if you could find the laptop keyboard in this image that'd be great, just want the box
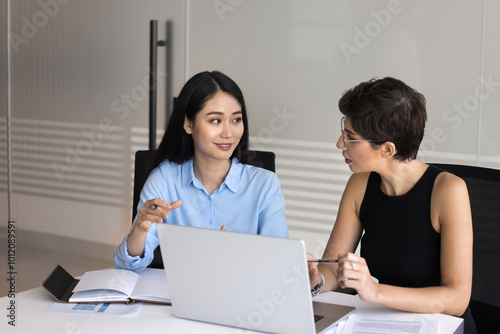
[314,315,324,323]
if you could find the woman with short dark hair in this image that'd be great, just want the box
[309,77,476,333]
[115,71,288,273]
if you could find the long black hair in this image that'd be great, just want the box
[146,71,250,177]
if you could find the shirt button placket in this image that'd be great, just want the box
[207,195,213,227]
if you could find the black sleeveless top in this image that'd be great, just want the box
[359,166,477,333]
[360,166,441,287]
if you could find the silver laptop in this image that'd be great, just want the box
[157,224,355,334]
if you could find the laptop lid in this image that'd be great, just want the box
[157,224,354,334]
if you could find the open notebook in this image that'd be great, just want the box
[42,265,170,305]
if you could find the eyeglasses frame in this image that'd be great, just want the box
[340,117,372,148]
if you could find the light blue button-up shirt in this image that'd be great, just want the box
[114,157,289,273]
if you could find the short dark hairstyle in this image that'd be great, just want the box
[148,71,250,174]
[338,77,427,161]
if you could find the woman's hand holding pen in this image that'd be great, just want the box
[127,199,182,257]
[307,253,323,289]
[337,252,378,303]
[135,199,182,233]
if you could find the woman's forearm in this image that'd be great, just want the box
[126,225,148,257]
[368,283,470,316]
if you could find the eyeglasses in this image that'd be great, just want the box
[341,117,372,148]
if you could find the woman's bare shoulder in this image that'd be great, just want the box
[433,170,468,194]
[346,172,371,190]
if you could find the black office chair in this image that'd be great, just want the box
[132,149,277,269]
[431,163,500,334]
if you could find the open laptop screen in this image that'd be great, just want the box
[157,224,354,334]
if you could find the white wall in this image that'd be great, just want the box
[1,0,187,246]
[186,0,500,253]
[1,0,500,255]
[1,1,8,224]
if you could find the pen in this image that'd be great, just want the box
[307,259,339,263]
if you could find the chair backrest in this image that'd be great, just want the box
[431,163,500,333]
[132,149,156,220]
[132,149,277,268]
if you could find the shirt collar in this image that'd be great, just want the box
[224,158,242,193]
[181,157,242,193]
[181,158,197,188]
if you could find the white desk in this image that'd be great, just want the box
[1,287,463,333]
